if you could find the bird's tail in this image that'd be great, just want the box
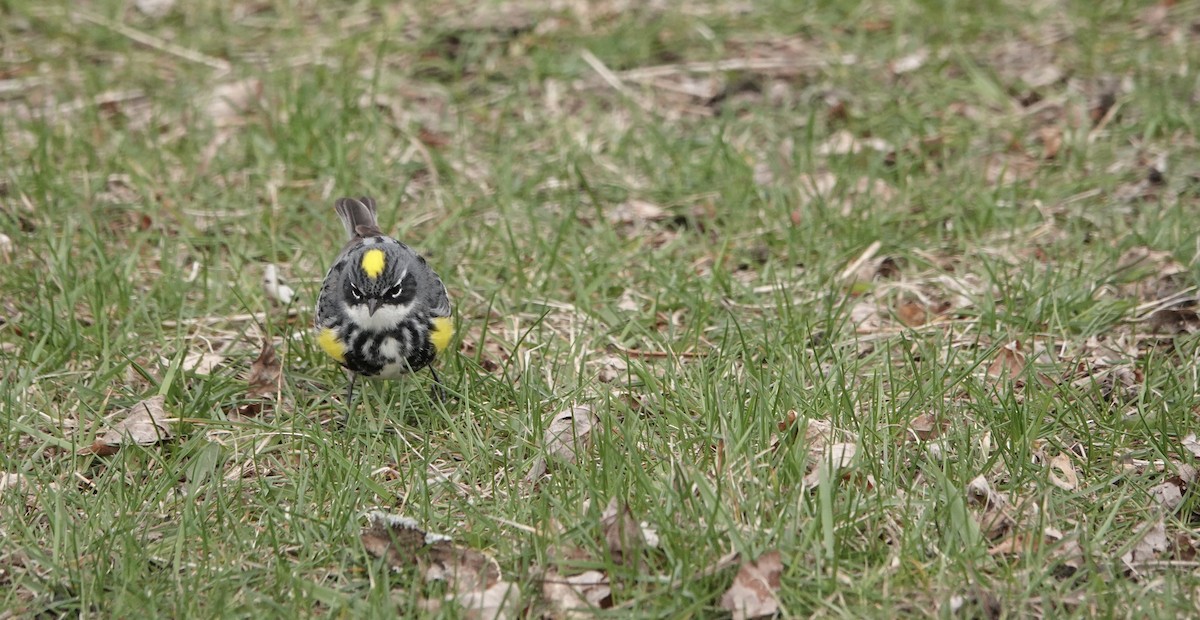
[334,197,383,239]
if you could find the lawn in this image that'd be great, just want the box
[2,0,1199,617]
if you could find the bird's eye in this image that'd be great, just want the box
[387,285,403,299]
[349,285,362,300]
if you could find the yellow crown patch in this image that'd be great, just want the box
[361,249,385,279]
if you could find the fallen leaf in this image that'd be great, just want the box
[1182,433,1200,459]
[1117,246,1184,280]
[435,580,520,620]
[81,395,173,456]
[987,527,1084,576]
[600,498,644,567]
[803,443,857,488]
[1047,453,1079,491]
[895,300,927,327]
[0,232,12,262]
[361,511,503,593]
[1149,481,1184,512]
[615,290,640,312]
[1146,307,1200,335]
[1038,126,1063,160]
[0,473,30,495]
[987,340,1026,382]
[890,48,928,75]
[966,475,1019,541]
[817,130,893,156]
[906,412,943,442]
[179,349,223,376]
[719,550,784,620]
[524,405,599,481]
[594,354,628,384]
[1122,517,1171,574]
[364,512,518,619]
[849,300,882,333]
[245,339,282,400]
[134,0,174,17]
[984,152,1039,186]
[607,199,666,226]
[0,472,45,509]
[542,569,612,616]
[262,264,295,305]
[204,78,262,126]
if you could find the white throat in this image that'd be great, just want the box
[344,301,414,331]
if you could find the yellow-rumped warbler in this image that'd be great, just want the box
[315,196,453,422]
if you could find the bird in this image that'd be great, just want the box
[314,196,453,424]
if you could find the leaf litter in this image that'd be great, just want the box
[719,550,784,620]
[79,395,174,456]
[362,511,519,620]
[525,405,599,482]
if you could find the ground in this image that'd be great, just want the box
[2,0,1199,617]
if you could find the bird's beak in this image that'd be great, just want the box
[367,299,379,316]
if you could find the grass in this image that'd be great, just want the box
[2,0,1200,617]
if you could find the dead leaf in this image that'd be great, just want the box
[895,300,927,327]
[1047,453,1079,491]
[134,0,174,17]
[179,349,223,376]
[600,498,644,567]
[615,290,640,312]
[849,300,882,333]
[262,264,295,305]
[719,550,784,620]
[817,130,893,156]
[364,512,518,619]
[986,340,1026,382]
[607,199,666,226]
[890,48,928,75]
[0,232,12,262]
[362,511,503,592]
[1117,246,1185,279]
[1149,481,1184,512]
[0,473,30,495]
[245,339,282,400]
[905,413,943,442]
[0,472,47,509]
[542,569,612,616]
[525,405,599,481]
[985,152,1039,186]
[967,475,1019,541]
[1038,126,1063,160]
[1182,433,1200,459]
[433,580,520,620]
[204,79,262,126]
[81,395,173,456]
[803,443,857,488]
[988,527,1084,575]
[1122,517,1171,574]
[594,354,628,384]
[1146,307,1200,334]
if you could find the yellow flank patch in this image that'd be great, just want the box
[430,316,454,354]
[317,328,346,363]
[361,249,386,279]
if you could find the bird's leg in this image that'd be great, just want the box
[342,372,357,427]
[428,367,448,403]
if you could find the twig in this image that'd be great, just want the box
[1132,286,1198,318]
[838,240,882,282]
[75,11,231,73]
[581,49,653,112]
[618,57,821,81]
[607,342,709,359]
[1087,99,1122,143]
[161,307,305,328]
